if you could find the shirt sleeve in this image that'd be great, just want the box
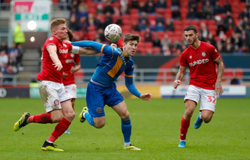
[210,45,220,61]
[179,52,188,67]
[124,61,141,98]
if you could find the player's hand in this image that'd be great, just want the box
[70,66,78,73]
[110,43,117,47]
[53,62,63,71]
[173,80,181,89]
[62,72,68,78]
[215,83,223,96]
[140,93,152,101]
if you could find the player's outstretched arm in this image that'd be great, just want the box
[173,66,187,89]
[47,45,62,71]
[71,41,113,55]
[214,56,224,96]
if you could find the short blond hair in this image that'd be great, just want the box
[124,33,141,44]
[50,18,67,31]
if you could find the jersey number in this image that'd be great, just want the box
[207,96,216,104]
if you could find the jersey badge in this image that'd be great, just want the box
[215,49,217,52]
[202,52,206,57]
[71,54,74,58]
[190,56,192,59]
[49,37,54,40]
[63,44,67,47]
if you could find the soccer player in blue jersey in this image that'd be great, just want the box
[70,33,152,150]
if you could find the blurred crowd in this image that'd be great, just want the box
[65,0,249,55]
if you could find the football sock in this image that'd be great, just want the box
[85,112,95,127]
[121,118,131,144]
[28,113,52,123]
[124,142,131,147]
[180,117,190,140]
[48,117,71,142]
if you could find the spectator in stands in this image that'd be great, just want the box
[78,0,88,11]
[14,23,26,46]
[207,32,216,47]
[120,0,128,15]
[77,4,88,19]
[59,0,68,10]
[96,14,106,30]
[203,0,213,15]
[0,50,8,66]
[162,42,171,56]
[4,63,17,83]
[146,48,153,55]
[172,6,181,19]
[213,1,223,15]
[161,34,171,47]
[216,21,227,37]
[96,4,103,14]
[16,43,24,69]
[230,75,241,85]
[139,12,149,24]
[97,28,106,42]
[145,0,155,14]
[131,21,140,32]
[188,0,198,11]
[70,0,78,12]
[242,17,250,30]
[156,0,167,9]
[144,27,152,42]
[231,32,242,48]
[155,22,164,31]
[239,7,249,19]
[79,16,88,31]
[104,12,113,26]
[224,43,233,53]
[204,5,214,19]
[223,1,231,13]
[103,1,114,14]
[152,34,162,48]
[233,45,242,55]
[165,18,174,31]
[171,0,180,9]
[241,32,249,52]
[216,41,224,53]
[0,41,8,53]
[138,1,146,13]
[199,22,209,41]
[69,12,80,31]
[138,19,148,31]
[87,14,97,31]
[156,13,165,24]
[187,7,198,20]
[131,0,139,8]
[234,21,243,34]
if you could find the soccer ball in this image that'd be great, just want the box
[104,24,122,42]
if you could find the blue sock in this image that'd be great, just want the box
[121,118,131,143]
[85,112,95,127]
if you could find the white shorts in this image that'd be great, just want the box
[39,81,71,112]
[64,84,77,99]
[184,85,217,112]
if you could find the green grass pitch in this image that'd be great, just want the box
[1,98,250,160]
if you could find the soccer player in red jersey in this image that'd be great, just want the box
[63,28,81,134]
[13,18,95,151]
[173,25,224,147]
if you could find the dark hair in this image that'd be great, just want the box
[124,33,141,44]
[50,18,66,31]
[184,25,197,33]
[66,28,74,41]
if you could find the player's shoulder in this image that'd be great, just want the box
[44,36,58,45]
[202,41,215,49]
[181,45,191,55]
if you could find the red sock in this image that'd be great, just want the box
[180,117,190,140]
[28,113,52,123]
[48,117,71,142]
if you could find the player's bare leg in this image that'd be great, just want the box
[194,110,214,129]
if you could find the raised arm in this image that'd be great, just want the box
[173,66,187,89]
[214,56,224,96]
[47,45,62,71]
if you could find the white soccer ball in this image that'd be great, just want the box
[104,24,122,42]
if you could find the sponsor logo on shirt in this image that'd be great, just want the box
[65,59,74,63]
[59,49,68,54]
[189,58,209,67]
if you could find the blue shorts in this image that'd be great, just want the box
[86,81,124,117]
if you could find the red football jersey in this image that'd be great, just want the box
[62,53,80,86]
[180,41,220,90]
[37,36,69,83]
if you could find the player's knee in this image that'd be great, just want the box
[95,121,105,128]
[203,116,212,123]
[51,114,63,123]
[184,110,194,119]
[64,111,75,122]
